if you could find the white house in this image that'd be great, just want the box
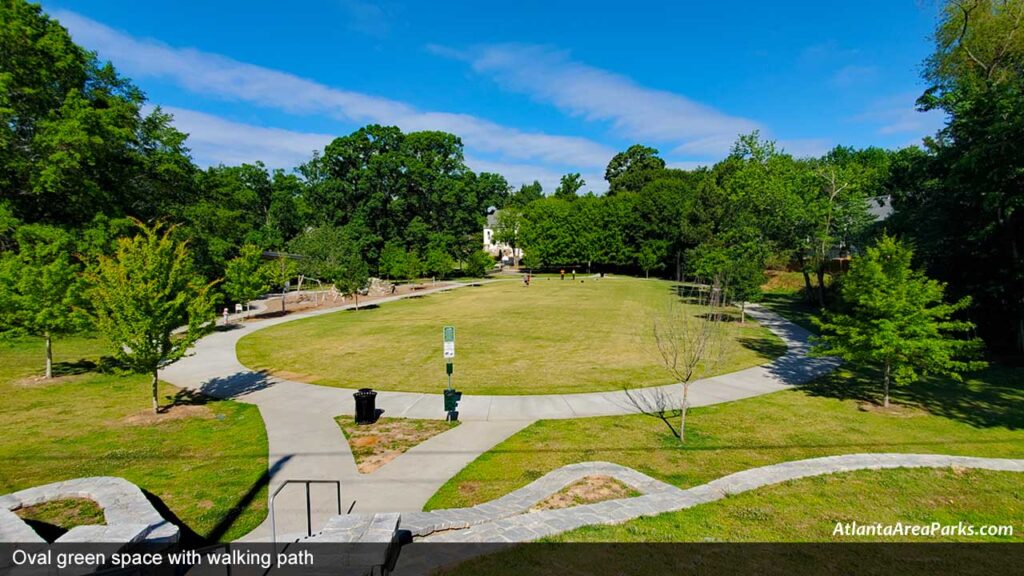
[482,207,523,265]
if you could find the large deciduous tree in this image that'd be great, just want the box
[87,221,215,413]
[890,0,1024,353]
[605,144,666,194]
[553,173,585,201]
[811,236,986,407]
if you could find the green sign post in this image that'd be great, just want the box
[443,325,455,390]
[442,326,459,419]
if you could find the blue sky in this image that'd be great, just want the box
[42,0,946,193]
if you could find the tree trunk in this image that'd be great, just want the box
[281,287,286,313]
[740,302,746,324]
[815,265,827,308]
[679,383,689,443]
[354,292,360,310]
[645,269,649,279]
[883,361,891,408]
[44,332,52,379]
[151,370,160,414]
[801,270,814,302]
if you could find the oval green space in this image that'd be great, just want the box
[236,276,786,395]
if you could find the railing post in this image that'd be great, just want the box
[306,482,312,537]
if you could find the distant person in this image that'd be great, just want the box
[560,268,565,280]
[391,283,397,295]
[572,269,576,280]
[523,274,529,287]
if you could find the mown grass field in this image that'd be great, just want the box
[0,335,269,543]
[237,277,785,395]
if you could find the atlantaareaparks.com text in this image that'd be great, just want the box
[833,521,1014,538]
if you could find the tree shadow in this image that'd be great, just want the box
[797,365,1024,430]
[160,388,214,410]
[199,370,274,400]
[51,359,97,376]
[142,454,293,547]
[759,292,821,333]
[898,366,1024,430]
[346,303,381,310]
[736,335,788,360]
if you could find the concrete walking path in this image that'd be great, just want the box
[158,281,838,540]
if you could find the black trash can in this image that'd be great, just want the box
[443,389,462,421]
[353,388,377,424]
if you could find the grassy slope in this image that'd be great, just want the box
[552,467,1022,542]
[426,371,1024,511]
[237,277,785,395]
[0,335,268,543]
[424,362,1024,541]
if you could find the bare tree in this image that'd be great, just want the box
[626,278,728,442]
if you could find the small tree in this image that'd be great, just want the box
[379,241,406,281]
[690,231,768,323]
[425,246,454,280]
[87,221,215,413]
[493,207,523,268]
[332,247,369,309]
[636,241,666,279]
[465,250,493,278]
[223,244,270,316]
[627,279,727,443]
[811,235,985,407]
[0,225,88,378]
[263,256,297,313]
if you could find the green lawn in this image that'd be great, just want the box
[424,364,1024,541]
[0,335,269,544]
[237,277,785,395]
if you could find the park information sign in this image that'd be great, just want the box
[443,326,455,359]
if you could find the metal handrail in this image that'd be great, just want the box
[269,479,342,543]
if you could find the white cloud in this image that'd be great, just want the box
[440,44,760,157]
[852,93,947,137]
[159,106,334,168]
[55,10,615,170]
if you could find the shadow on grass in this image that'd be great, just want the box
[736,335,788,360]
[798,365,1024,430]
[759,292,821,333]
[161,388,214,409]
[51,359,97,376]
[143,454,292,547]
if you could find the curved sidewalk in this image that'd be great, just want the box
[160,286,838,423]
[157,282,838,536]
